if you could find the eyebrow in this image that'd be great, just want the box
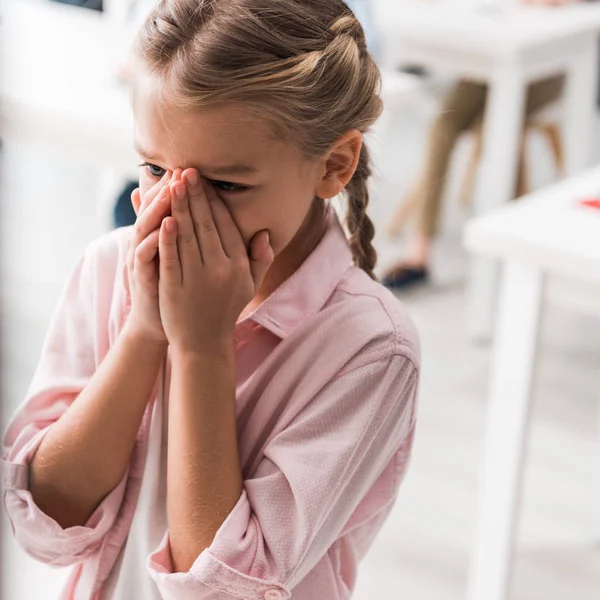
[202,164,259,176]
[134,142,162,161]
[134,142,259,176]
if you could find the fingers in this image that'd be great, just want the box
[132,169,175,240]
[130,169,173,264]
[182,169,223,263]
[248,230,274,291]
[133,229,160,285]
[159,216,181,285]
[129,177,171,270]
[139,170,172,214]
[170,178,202,279]
[132,186,171,248]
[128,170,179,273]
[205,191,246,260]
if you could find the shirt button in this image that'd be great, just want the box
[264,590,283,600]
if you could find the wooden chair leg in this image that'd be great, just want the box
[459,122,485,209]
[536,121,565,178]
[515,127,529,199]
[459,117,563,210]
[460,119,532,207]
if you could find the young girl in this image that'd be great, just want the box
[1,1,420,598]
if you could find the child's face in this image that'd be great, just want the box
[133,82,326,257]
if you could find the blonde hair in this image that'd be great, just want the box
[133,0,383,279]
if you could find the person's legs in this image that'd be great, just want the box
[384,80,487,287]
[383,74,565,289]
[414,80,488,241]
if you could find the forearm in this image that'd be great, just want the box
[167,343,243,573]
[29,324,167,529]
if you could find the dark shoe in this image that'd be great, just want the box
[381,263,429,290]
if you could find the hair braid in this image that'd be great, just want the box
[346,143,377,280]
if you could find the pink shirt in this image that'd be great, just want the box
[1,205,420,600]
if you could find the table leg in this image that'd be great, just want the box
[597,384,600,543]
[563,35,599,177]
[466,67,527,342]
[466,261,544,600]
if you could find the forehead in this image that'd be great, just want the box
[133,76,281,167]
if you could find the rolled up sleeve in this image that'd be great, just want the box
[148,353,419,600]
[1,241,127,567]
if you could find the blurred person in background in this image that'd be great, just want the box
[381,0,590,290]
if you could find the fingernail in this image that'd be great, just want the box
[186,171,199,187]
[174,183,186,200]
[264,232,270,247]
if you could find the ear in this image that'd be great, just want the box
[314,129,363,200]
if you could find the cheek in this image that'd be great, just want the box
[224,178,315,254]
[138,168,157,194]
[264,190,316,254]
[224,202,262,248]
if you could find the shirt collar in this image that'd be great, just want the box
[242,202,353,339]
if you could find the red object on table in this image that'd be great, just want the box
[579,198,600,210]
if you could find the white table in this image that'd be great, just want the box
[373,0,600,340]
[462,166,600,600]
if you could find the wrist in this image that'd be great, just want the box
[121,322,169,356]
[170,338,234,365]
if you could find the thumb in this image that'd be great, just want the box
[249,230,274,290]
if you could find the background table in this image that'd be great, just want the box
[463,165,600,600]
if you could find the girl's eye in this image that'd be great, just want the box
[138,164,249,194]
[139,162,166,178]
[210,180,249,193]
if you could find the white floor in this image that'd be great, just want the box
[1,84,599,600]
